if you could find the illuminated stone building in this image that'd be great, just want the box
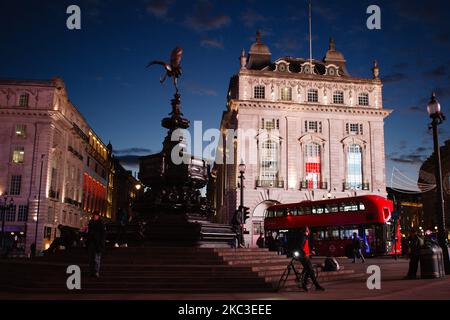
[213,33,392,246]
[0,78,112,254]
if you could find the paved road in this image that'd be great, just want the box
[2,256,449,300]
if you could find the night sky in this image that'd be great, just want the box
[1,0,450,190]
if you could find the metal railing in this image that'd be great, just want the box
[255,179,284,188]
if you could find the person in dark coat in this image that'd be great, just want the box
[404,229,424,279]
[115,207,129,248]
[351,232,365,263]
[87,211,106,278]
[298,227,324,291]
[256,233,265,248]
[265,232,276,251]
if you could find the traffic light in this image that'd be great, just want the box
[243,206,250,223]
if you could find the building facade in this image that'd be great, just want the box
[0,78,112,254]
[418,139,450,238]
[213,33,392,247]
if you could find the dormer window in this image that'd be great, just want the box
[327,67,337,76]
[277,63,288,72]
[358,93,369,106]
[307,89,318,103]
[254,85,265,99]
[19,93,29,107]
[280,87,292,101]
[333,91,344,104]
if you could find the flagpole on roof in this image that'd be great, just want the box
[309,0,313,73]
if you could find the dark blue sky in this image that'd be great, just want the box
[1,0,450,189]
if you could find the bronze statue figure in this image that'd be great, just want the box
[147,47,183,93]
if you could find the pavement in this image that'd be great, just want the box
[1,256,449,300]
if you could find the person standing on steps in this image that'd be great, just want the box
[256,232,265,248]
[298,227,325,292]
[87,211,106,278]
[115,207,129,248]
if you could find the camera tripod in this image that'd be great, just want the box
[277,257,318,291]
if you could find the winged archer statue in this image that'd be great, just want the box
[147,47,183,94]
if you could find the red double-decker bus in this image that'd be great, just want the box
[264,195,401,257]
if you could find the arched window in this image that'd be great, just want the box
[305,143,321,189]
[260,140,278,181]
[347,144,363,189]
[254,85,265,99]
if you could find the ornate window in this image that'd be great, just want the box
[307,89,318,103]
[15,124,27,138]
[254,85,265,99]
[304,120,322,133]
[261,118,279,130]
[346,123,363,135]
[358,93,369,106]
[5,205,16,222]
[12,146,25,163]
[333,91,344,104]
[305,143,321,189]
[347,144,363,189]
[17,205,28,222]
[280,87,292,101]
[9,175,22,195]
[260,140,279,181]
[19,93,29,107]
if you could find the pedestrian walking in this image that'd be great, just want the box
[115,207,129,248]
[351,232,365,263]
[87,211,106,278]
[298,227,324,292]
[404,229,424,280]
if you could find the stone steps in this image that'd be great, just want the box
[0,246,363,295]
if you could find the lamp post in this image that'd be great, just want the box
[1,193,14,249]
[34,154,45,256]
[427,92,450,275]
[238,161,246,246]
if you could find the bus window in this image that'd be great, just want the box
[304,206,312,215]
[265,210,273,218]
[276,209,286,217]
[359,202,366,211]
[341,226,359,240]
[296,207,304,215]
[351,203,359,211]
[330,205,339,213]
[342,204,352,212]
[314,206,324,214]
[324,205,330,214]
[287,208,297,216]
[331,228,340,240]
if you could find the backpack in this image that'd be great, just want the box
[323,257,340,271]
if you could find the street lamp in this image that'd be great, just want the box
[34,154,45,256]
[427,92,450,274]
[1,193,14,249]
[237,160,246,247]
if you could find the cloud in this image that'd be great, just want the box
[184,82,217,96]
[240,9,268,28]
[422,65,450,79]
[200,38,224,49]
[114,148,152,155]
[388,154,426,165]
[382,72,410,84]
[115,155,141,168]
[407,106,426,113]
[146,0,174,19]
[184,0,231,32]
